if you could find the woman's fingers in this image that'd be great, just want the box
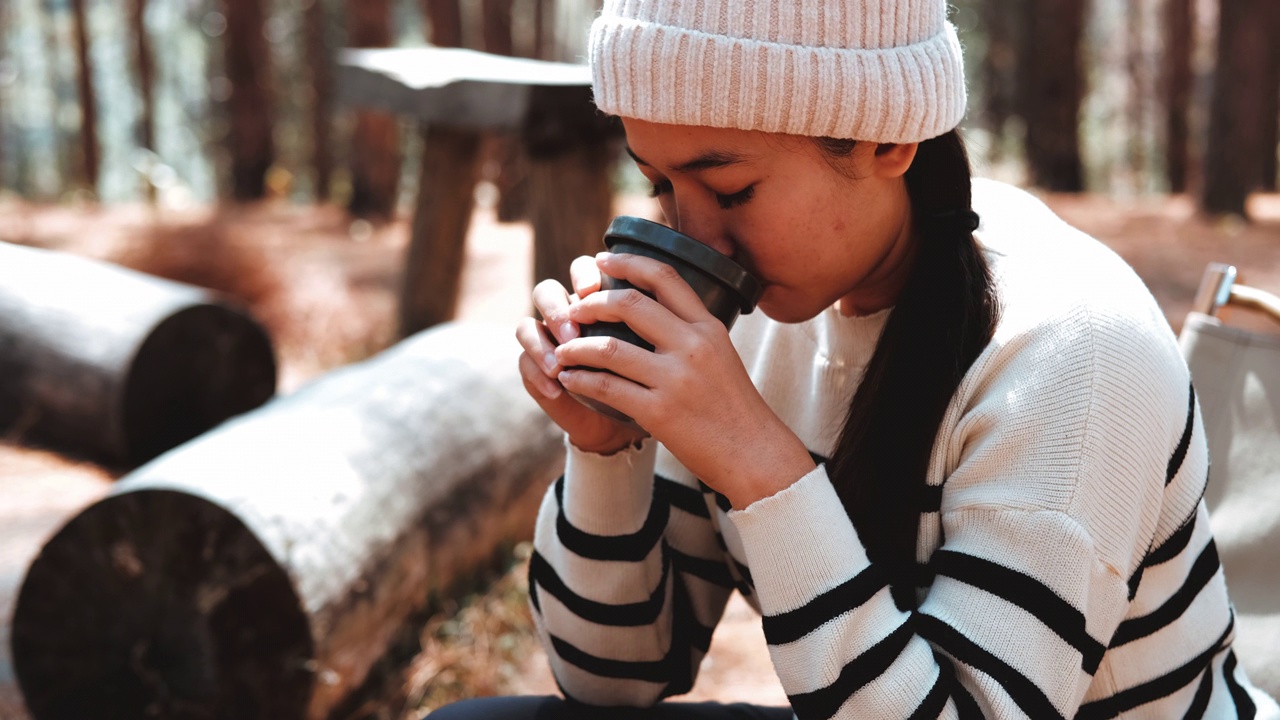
[515,316,563,378]
[570,255,603,300]
[596,252,711,324]
[554,335,661,389]
[531,278,579,344]
[518,347,563,400]
[569,287,682,350]
[558,366,651,421]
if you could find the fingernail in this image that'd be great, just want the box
[560,323,578,341]
[543,352,558,374]
[541,377,562,399]
[596,252,613,263]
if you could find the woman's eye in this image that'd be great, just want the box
[648,180,673,198]
[716,185,755,210]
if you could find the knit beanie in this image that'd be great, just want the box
[588,0,968,143]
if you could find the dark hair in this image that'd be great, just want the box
[817,130,1000,610]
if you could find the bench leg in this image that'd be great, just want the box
[528,139,615,294]
[398,123,483,338]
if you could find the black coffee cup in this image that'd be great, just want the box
[570,216,763,426]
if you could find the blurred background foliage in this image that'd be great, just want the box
[0,0,1276,218]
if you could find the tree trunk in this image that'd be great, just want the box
[533,0,552,59]
[980,0,1019,158]
[0,0,8,193]
[69,0,99,196]
[303,0,334,202]
[1260,3,1280,192]
[1126,0,1151,188]
[40,0,67,199]
[482,0,514,55]
[10,323,564,720]
[130,0,157,202]
[423,0,464,46]
[483,0,531,223]
[1020,0,1087,192]
[0,242,276,467]
[1201,0,1273,217]
[1163,0,1194,193]
[222,0,275,201]
[345,0,400,220]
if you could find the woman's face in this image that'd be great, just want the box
[621,118,919,322]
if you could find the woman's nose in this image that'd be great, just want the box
[672,206,735,258]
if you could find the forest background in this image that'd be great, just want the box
[2,0,1280,718]
[0,0,1277,215]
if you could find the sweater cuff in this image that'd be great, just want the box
[561,435,658,537]
[728,465,870,614]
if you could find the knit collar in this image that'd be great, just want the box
[806,304,891,371]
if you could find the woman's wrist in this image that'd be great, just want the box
[567,430,647,457]
[720,429,817,509]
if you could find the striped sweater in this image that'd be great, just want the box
[528,179,1280,719]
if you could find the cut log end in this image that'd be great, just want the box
[122,304,276,465]
[12,490,313,720]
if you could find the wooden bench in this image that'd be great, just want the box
[337,47,620,336]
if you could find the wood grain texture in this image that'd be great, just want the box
[10,322,564,720]
[0,242,276,467]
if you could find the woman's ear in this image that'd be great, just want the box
[871,142,919,179]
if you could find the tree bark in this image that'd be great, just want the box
[423,0,464,46]
[303,0,334,202]
[0,0,8,193]
[1260,3,1280,192]
[1201,0,1273,217]
[69,0,99,196]
[222,0,275,201]
[1126,0,1151,187]
[0,242,276,467]
[10,323,564,720]
[980,0,1019,157]
[1163,0,1194,193]
[483,0,531,223]
[533,0,552,59]
[1020,0,1087,191]
[345,0,400,220]
[130,0,157,202]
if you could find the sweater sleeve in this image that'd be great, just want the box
[528,436,736,706]
[728,305,1202,719]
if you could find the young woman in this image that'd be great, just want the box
[435,0,1280,717]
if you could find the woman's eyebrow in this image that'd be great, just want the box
[625,145,753,173]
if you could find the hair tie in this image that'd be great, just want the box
[920,209,981,235]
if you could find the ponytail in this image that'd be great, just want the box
[819,131,1000,609]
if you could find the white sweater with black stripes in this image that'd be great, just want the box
[528,179,1280,719]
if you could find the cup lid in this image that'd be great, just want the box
[603,216,763,313]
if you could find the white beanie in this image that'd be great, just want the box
[588,0,968,143]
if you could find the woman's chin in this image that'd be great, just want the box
[756,295,824,325]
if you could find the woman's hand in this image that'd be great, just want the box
[553,252,816,508]
[516,256,650,456]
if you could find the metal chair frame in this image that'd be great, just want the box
[1192,263,1280,323]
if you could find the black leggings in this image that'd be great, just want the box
[427,696,794,720]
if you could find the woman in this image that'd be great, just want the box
[435,0,1280,717]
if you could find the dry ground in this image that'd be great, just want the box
[1,188,1279,719]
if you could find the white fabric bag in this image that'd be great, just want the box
[1180,311,1280,698]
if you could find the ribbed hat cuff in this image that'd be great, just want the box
[589,17,968,143]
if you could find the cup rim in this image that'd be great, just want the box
[603,216,763,313]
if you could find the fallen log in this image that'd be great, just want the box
[10,322,564,720]
[0,241,276,466]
